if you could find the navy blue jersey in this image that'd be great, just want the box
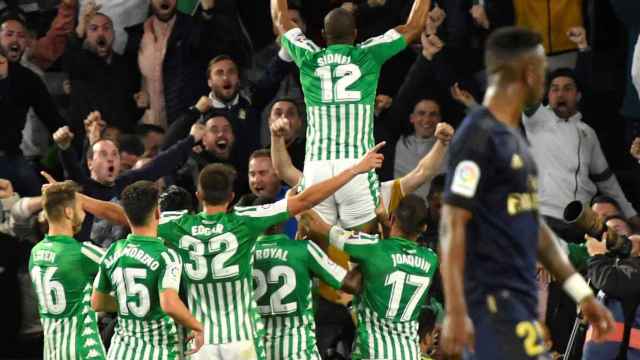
[443,107,540,315]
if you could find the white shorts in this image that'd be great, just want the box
[189,341,257,360]
[301,159,379,228]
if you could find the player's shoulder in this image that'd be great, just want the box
[451,107,497,152]
[357,28,403,49]
[159,210,190,225]
[233,198,288,219]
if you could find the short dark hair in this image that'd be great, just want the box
[0,12,27,29]
[207,54,237,78]
[591,195,622,211]
[418,307,438,340]
[392,195,428,237]
[198,164,237,206]
[121,181,159,227]
[268,97,300,117]
[136,124,166,137]
[86,139,118,160]
[249,149,271,162]
[485,27,543,80]
[43,181,81,222]
[248,196,281,235]
[118,134,145,156]
[159,185,194,213]
[324,8,356,43]
[547,67,581,92]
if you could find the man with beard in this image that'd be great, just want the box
[522,67,639,240]
[0,14,65,196]
[64,2,141,149]
[52,122,206,246]
[28,181,108,359]
[124,0,245,128]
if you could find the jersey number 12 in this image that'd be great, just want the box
[315,64,362,103]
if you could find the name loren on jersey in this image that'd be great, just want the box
[391,253,431,273]
[104,246,160,271]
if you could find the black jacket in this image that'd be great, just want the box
[60,136,196,243]
[64,34,141,146]
[124,10,247,126]
[0,62,65,155]
[588,254,640,358]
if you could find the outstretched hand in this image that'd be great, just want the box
[351,142,385,175]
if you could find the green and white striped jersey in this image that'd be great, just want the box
[281,27,406,162]
[330,229,438,360]
[253,234,347,360]
[157,199,291,346]
[29,235,107,360]
[94,234,183,360]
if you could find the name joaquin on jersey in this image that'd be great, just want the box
[391,253,431,273]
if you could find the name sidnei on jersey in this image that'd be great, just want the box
[391,253,431,273]
[104,245,160,270]
[317,53,352,67]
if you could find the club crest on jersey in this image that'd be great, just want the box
[511,154,523,170]
[451,160,481,198]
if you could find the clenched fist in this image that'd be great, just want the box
[470,4,490,30]
[435,122,454,145]
[421,33,444,61]
[0,179,14,199]
[53,126,75,150]
[190,123,206,143]
[567,27,588,50]
[270,117,290,139]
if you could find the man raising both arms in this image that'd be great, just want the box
[438,27,614,359]
[271,0,430,232]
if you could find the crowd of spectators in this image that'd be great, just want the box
[2,0,640,359]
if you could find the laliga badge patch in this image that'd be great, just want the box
[451,160,481,198]
[511,154,523,170]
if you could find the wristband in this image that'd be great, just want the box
[562,273,593,304]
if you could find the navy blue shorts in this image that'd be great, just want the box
[464,291,551,360]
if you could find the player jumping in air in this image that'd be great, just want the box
[29,181,107,360]
[438,27,614,359]
[270,0,430,232]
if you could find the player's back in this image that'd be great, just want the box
[348,236,438,360]
[158,201,290,346]
[281,28,406,161]
[253,234,346,360]
[443,107,540,312]
[29,235,107,360]
[97,235,182,358]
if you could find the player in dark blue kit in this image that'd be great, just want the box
[438,27,614,359]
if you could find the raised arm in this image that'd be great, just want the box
[287,142,385,216]
[395,0,431,44]
[78,194,128,226]
[399,122,452,195]
[271,0,296,35]
[270,118,303,187]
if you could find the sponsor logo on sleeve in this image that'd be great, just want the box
[451,160,481,198]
